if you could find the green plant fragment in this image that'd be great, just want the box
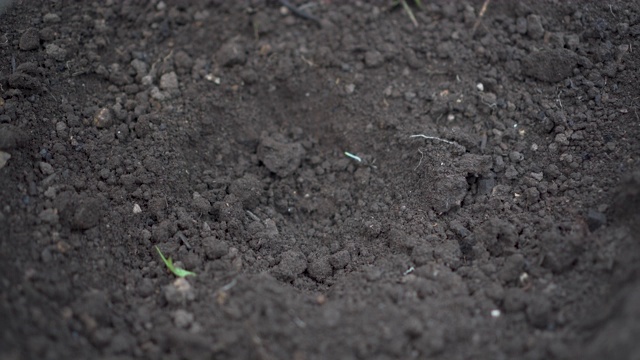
[155,246,196,277]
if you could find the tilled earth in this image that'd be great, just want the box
[1,1,639,359]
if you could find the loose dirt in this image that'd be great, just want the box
[1,1,639,359]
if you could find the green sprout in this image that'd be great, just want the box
[394,0,423,27]
[155,246,196,277]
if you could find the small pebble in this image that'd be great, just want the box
[345,83,355,94]
[132,203,142,214]
[509,151,524,163]
[43,13,61,24]
[39,161,54,175]
[160,72,179,91]
[530,172,544,181]
[364,50,384,68]
[0,151,10,169]
[93,108,113,128]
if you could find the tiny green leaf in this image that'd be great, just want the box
[155,246,196,277]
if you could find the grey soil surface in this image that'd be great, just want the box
[1,1,640,359]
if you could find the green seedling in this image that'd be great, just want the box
[394,0,422,27]
[155,246,196,277]
[344,151,362,163]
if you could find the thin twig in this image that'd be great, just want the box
[414,148,425,171]
[177,232,192,250]
[471,0,491,35]
[409,134,466,151]
[246,210,261,222]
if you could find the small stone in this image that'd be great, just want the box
[43,13,61,24]
[160,72,179,90]
[19,28,40,51]
[39,161,54,175]
[0,151,11,169]
[530,172,544,181]
[364,50,384,68]
[509,151,524,163]
[141,75,154,87]
[132,203,142,214]
[345,83,356,94]
[93,108,113,128]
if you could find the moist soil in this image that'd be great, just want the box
[1,1,639,359]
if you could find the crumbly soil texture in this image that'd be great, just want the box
[1,1,639,359]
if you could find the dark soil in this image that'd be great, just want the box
[1,1,639,359]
